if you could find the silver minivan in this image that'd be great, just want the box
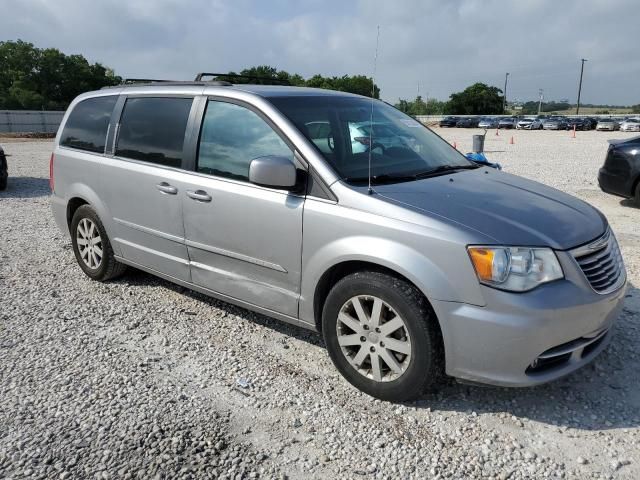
[51,78,627,401]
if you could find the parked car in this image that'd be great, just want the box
[596,119,620,131]
[51,80,627,402]
[478,117,499,128]
[620,118,640,132]
[566,118,591,131]
[584,117,598,130]
[542,117,568,130]
[598,135,640,204]
[439,116,459,127]
[498,117,517,129]
[0,145,7,191]
[516,118,543,130]
[455,117,480,128]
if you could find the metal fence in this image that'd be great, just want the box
[0,110,65,134]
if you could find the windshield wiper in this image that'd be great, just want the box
[343,164,479,185]
[412,164,479,179]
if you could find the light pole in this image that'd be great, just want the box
[576,59,587,115]
[538,89,544,115]
[503,72,510,114]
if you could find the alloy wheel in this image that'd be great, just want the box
[76,218,103,269]
[336,295,412,382]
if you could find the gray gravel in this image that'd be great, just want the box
[1,135,639,479]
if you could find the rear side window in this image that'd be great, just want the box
[197,100,291,182]
[60,96,117,153]
[115,97,193,168]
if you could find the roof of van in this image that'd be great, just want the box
[103,82,363,99]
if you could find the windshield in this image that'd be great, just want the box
[269,95,474,183]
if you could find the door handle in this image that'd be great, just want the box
[156,182,178,195]
[186,189,212,202]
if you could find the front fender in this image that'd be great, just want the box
[299,235,485,325]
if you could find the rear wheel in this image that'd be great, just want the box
[322,271,443,402]
[71,205,126,281]
[0,176,6,191]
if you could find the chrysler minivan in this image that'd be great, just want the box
[50,77,627,401]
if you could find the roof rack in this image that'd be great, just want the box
[121,78,176,85]
[195,72,291,86]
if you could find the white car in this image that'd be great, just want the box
[620,118,640,132]
[596,119,620,131]
[516,118,544,130]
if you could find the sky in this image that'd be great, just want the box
[2,0,639,105]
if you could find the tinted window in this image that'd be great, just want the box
[197,100,291,181]
[60,96,117,153]
[115,97,193,168]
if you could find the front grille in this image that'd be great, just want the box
[571,229,625,294]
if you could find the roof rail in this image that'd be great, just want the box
[121,78,176,85]
[195,72,291,86]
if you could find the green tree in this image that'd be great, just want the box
[393,96,446,116]
[444,83,503,115]
[0,40,120,110]
[632,104,640,114]
[217,67,380,98]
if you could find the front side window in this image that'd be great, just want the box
[60,96,117,153]
[270,96,475,184]
[115,97,193,168]
[197,100,292,182]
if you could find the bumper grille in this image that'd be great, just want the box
[571,229,625,294]
[526,328,610,375]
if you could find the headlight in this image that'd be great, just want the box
[467,246,563,292]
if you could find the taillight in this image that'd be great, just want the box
[49,152,54,191]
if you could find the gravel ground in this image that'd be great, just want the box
[0,133,639,480]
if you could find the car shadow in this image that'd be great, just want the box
[0,176,51,198]
[114,269,639,430]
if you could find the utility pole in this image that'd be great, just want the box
[576,59,587,115]
[538,89,544,115]
[503,72,510,114]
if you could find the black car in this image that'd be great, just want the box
[598,135,640,204]
[455,117,480,128]
[584,117,598,129]
[0,145,7,191]
[567,117,590,131]
[439,116,459,127]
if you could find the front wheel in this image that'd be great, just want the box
[71,205,127,281]
[322,271,443,402]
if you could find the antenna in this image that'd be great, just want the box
[368,25,380,195]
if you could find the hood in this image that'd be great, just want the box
[372,169,606,250]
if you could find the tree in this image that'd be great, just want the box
[632,104,640,114]
[444,83,503,115]
[0,40,121,110]
[217,67,380,98]
[394,95,446,115]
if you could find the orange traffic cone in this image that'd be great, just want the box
[495,128,499,136]
[509,136,514,145]
[572,125,576,138]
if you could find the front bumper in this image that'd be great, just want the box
[432,252,627,387]
[598,167,632,198]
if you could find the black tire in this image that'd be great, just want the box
[71,205,126,281]
[635,182,640,207]
[322,271,443,402]
[0,176,6,191]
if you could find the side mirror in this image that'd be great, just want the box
[249,155,298,190]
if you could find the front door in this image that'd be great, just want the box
[182,99,304,317]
